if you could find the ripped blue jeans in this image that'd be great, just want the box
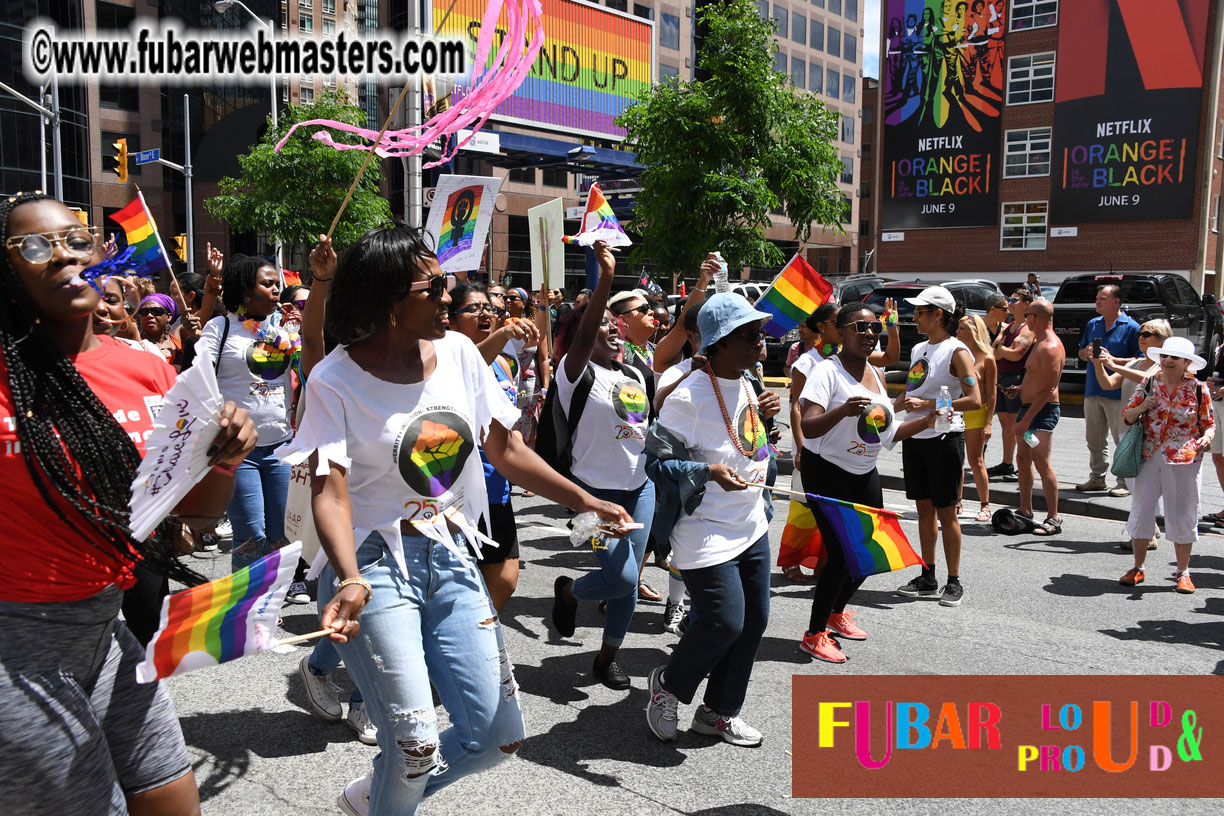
[317,530,525,813]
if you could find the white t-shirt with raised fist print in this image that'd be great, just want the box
[556,357,649,491]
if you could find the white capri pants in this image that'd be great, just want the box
[1125,455,1203,544]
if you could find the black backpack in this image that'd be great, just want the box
[536,361,644,480]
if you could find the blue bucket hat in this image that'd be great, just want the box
[698,293,771,352]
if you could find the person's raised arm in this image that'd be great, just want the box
[476,316,539,366]
[198,242,224,320]
[1090,354,1125,392]
[869,298,901,367]
[301,234,335,379]
[535,282,552,393]
[654,255,716,372]
[563,241,615,383]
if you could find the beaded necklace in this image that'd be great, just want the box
[236,306,302,357]
[623,339,653,368]
[705,361,761,459]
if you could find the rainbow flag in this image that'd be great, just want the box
[108,191,173,277]
[810,494,924,581]
[777,497,825,570]
[757,254,834,339]
[135,541,301,683]
[564,183,632,248]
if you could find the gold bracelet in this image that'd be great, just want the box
[336,576,372,604]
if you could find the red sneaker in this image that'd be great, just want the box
[826,611,867,641]
[1175,574,1196,594]
[1119,567,1145,586]
[800,630,847,664]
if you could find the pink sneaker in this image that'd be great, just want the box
[800,630,847,664]
[826,611,867,641]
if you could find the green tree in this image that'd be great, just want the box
[615,0,844,274]
[205,90,392,260]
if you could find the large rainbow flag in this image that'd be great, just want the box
[777,496,825,570]
[564,183,631,248]
[810,494,924,581]
[135,541,301,683]
[757,254,833,339]
[108,191,173,277]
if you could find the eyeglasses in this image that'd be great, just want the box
[617,303,652,317]
[408,273,457,300]
[292,299,308,310]
[503,293,523,303]
[1023,312,1037,318]
[5,226,102,264]
[842,320,884,335]
[137,307,169,317]
[1138,331,1162,339]
[1159,354,1186,362]
[455,303,506,317]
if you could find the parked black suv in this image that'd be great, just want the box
[862,279,1004,368]
[1052,273,1223,377]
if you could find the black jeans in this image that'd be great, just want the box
[801,454,882,634]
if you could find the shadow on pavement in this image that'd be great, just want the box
[690,807,792,816]
[1004,538,1130,555]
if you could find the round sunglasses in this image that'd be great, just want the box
[6,226,101,264]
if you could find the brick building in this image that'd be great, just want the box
[872,0,1224,295]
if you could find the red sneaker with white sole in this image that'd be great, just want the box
[826,611,867,641]
[800,630,847,663]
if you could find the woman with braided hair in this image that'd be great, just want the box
[0,193,257,815]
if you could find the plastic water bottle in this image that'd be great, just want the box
[935,386,952,433]
[1023,430,1039,448]
[713,251,730,294]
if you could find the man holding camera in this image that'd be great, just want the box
[1077,284,1140,496]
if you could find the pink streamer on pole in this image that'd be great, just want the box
[274,0,544,169]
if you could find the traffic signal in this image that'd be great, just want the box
[113,138,128,182]
[173,235,187,261]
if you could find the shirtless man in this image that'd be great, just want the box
[1009,299,1065,536]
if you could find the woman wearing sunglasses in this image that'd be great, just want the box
[0,192,256,815]
[195,255,298,571]
[279,224,629,813]
[797,304,934,663]
[1119,337,1214,593]
[136,294,184,371]
[550,243,657,690]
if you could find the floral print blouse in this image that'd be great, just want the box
[1124,374,1215,464]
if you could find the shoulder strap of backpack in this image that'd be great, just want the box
[566,364,597,440]
[212,314,230,376]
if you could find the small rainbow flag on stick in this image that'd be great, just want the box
[562,183,632,248]
[109,191,174,277]
[810,494,924,581]
[757,254,833,339]
[135,541,303,683]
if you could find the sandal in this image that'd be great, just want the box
[783,565,811,584]
[638,582,663,602]
[974,505,992,523]
[1016,509,1034,520]
[1033,517,1063,537]
[1201,512,1224,526]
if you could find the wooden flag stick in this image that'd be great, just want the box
[273,628,335,647]
[326,82,413,240]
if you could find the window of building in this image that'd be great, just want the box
[1003,127,1052,177]
[863,104,874,124]
[861,142,872,161]
[359,81,377,129]
[542,167,568,188]
[859,219,870,236]
[792,12,806,45]
[811,0,823,8]
[98,2,139,110]
[300,85,314,104]
[845,0,858,22]
[827,26,841,58]
[811,20,824,52]
[299,0,312,8]
[453,155,485,176]
[1214,195,1220,233]
[101,130,141,178]
[299,14,313,33]
[323,18,335,36]
[843,75,856,102]
[1218,120,1223,158]
[1007,53,1056,105]
[508,167,536,185]
[1000,202,1048,250]
[757,0,769,16]
[772,6,788,38]
[634,3,654,20]
[660,13,680,49]
[828,0,842,13]
[606,0,628,11]
[844,33,856,63]
[774,52,788,75]
[809,65,823,93]
[323,0,335,12]
[841,156,853,184]
[840,194,852,225]
[859,181,871,199]
[841,116,855,144]
[1011,0,1058,31]
[660,63,680,79]
[827,68,840,99]
[791,57,806,88]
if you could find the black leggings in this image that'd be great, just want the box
[801,454,883,635]
[121,563,169,647]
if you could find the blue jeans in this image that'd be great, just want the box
[228,443,290,569]
[318,530,525,813]
[570,478,655,649]
[308,638,362,704]
[663,533,770,717]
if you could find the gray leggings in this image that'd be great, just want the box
[0,586,192,815]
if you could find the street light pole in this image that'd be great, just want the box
[50,73,63,201]
[183,94,195,276]
[38,84,47,192]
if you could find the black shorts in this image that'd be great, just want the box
[1018,402,1060,433]
[902,433,966,509]
[477,501,519,564]
[997,371,1024,414]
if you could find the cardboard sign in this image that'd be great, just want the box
[528,197,564,290]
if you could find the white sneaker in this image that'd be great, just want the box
[337,773,372,816]
[285,581,310,604]
[663,601,685,635]
[345,701,378,745]
[298,655,342,721]
[215,517,233,537]
[645,666,678,741]
[690,704,763,747]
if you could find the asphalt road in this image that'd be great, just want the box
[166,485,1224,815]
